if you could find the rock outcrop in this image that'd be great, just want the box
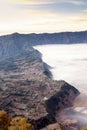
[40,123,61,130]
[45,81,79,116]
[59,119,79,130]
[30,81,79,129]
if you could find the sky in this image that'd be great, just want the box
[0,0,87,35]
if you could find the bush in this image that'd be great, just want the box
[82,126,87,130]
[0,110,11,130]
[8,117,34,130]
[0,110,34,130]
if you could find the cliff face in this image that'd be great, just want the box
[30,81,79,130]
[45,81,79,116]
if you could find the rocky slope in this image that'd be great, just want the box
[0,48,79,118]
[0,33,80,129]
[0,49,79,129]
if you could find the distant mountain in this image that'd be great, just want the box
[1,30,87,45]
[0,31,87,60]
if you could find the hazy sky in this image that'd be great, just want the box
[0,0,87,35]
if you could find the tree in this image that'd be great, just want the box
[8,117,34,130]
[0,110,11,130]
[82,127,87,130]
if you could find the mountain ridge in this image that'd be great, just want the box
[1,30,87,36]
[0,30,87,61]
[0,31,81,129]
[0,30,87,46]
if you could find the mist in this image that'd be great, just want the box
[34,44,87,127]
[34,44,87,93]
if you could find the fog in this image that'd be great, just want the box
[34,44,87,93]
[34,44,87,127]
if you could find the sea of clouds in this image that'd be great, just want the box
[34,44,87,93]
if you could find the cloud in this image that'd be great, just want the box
[10,0,58,5]
[75,16,87,22]
[10,0,86,16]
[0,0,87,35]
[66,0,85,5]
[9,0,85,5]
[83,9,87,12]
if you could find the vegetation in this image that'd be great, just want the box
[8,117,33,130]
[82,127,87,130]
[48,128,61,130]
[0,110,33,130]
[59,124,67,130]
[0,110,11,130]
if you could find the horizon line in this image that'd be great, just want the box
[0,30,87,37]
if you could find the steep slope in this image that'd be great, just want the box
[0,33,80,129]
[0,47,79,119]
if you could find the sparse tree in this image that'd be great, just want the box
[8,117,34,130]
[0,110,11,130]
[82,126,87,130]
